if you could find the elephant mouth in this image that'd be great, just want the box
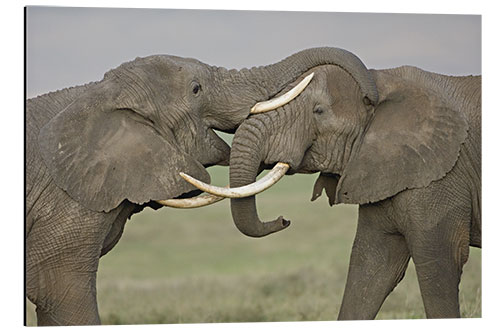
[295,148,322,174]
[174,189,203,199]
[155,160,229,209]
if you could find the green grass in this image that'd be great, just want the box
[25,166,481,325]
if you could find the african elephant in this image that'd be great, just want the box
[26,48,369,325]
[183,47,481,319]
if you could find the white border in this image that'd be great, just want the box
[4,1,496,332]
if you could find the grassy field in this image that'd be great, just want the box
[26,166,481,325]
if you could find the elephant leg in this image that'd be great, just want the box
[405,210,470,318]
[338,204,410,320]
[35,270,100,326]
[28,246,103,326]
[26,199,121,325]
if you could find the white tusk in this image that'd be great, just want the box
[156,193,225,209]
[179,162,290,198]
[250,72,314,114]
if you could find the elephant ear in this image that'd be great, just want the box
[336,70,468,205]
[38,83,210,213]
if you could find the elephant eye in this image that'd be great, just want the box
[191,82,201,95]
[313,106,324,115]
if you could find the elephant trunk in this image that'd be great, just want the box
[209,47,378,131]
[229,118,290,237]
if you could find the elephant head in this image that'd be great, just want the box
[38,48,370,213]
[182,48,469,237]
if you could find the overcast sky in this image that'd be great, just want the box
[26,7,480,98]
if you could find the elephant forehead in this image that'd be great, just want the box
[107,55,205,86]
[324,66,362,97]
[153,55,207,74]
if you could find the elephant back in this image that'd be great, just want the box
[27,82,97,134]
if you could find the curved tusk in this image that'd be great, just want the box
[156,193,225,209]
[250,72,314,114]
[180,162,290,198]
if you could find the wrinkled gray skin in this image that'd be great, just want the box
[229,50,481,319]
[26,48,368,326]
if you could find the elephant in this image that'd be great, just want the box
[25,48,372,325]
[183,47,481,319]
